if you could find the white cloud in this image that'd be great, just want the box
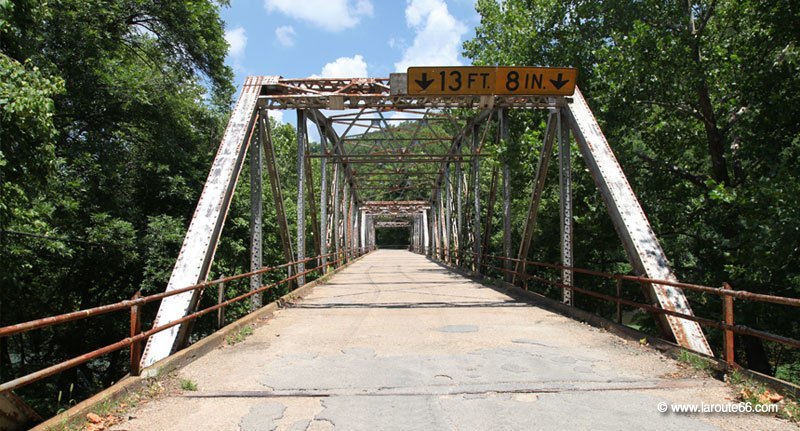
[314,55,369,78]
[275,25,296,47]
[394,0,467,71]
[268,110,284,123]
[224,27,248,58]
[264,0,373,32]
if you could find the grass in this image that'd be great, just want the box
[226,324,254,345]
[46,378,170,431]
[179,378,198,391]
[676,349,713,373]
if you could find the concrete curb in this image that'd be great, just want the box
[34,254,369,431]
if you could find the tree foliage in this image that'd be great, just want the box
[0,0,274,416]
[465,0,800,376]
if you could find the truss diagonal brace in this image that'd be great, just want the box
[308,109,359,203]
[565,87,712,356]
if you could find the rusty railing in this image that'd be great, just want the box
[447,251,800,368]
[0,247,372,394]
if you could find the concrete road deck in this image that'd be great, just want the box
[115,250,789,430]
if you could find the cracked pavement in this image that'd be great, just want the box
[113,250,790,430]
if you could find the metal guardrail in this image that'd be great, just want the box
[0,248,372,394]
[420,248,800,368]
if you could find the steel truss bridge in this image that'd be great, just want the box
[2,73,800,430]
[139,74,713,366]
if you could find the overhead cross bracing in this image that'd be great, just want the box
[140,73,713,369]
[257,76,562,110]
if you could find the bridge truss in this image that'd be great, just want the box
[140,74,713,367]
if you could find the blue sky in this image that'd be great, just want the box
[221,0,481,124]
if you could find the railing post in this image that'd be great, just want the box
[217,281,225,329]
[129,291,142,376]
[723,282,735,366]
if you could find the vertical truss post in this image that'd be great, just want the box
[438,189,446,260]
[370,215,376,250]
[354,197,360,253]
[333,163,341,257]
[514,112,557,284]
[423,209,430,255]
[296,110,307,286]
[303,129,321,265]
[482,166,499,273]
[343,182,350,260]
[418,213,423,253]
[419,213,424,253]
[360,209,366,252]
[455,143,463,266]
[249,122,263,310]
[416,214,422,252]
[319,148,328,272]
[411,214,416,252]
[558,108,574,306]
[431,202,437,257]
[432,204,440,258]
[348,187,355,258]
[471,125,482,273]
[444,165,452,263]
[500,109,513,282]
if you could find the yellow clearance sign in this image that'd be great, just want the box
[407,66,577,96]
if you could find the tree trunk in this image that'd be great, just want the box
[695,76,730,185]
[743,335,773,375]
[685,3,730,185]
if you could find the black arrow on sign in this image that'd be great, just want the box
[550,73,569,90]
[415,73,434,90]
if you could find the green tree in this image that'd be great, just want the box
[464,0,800,376]
[0,0,237,415]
